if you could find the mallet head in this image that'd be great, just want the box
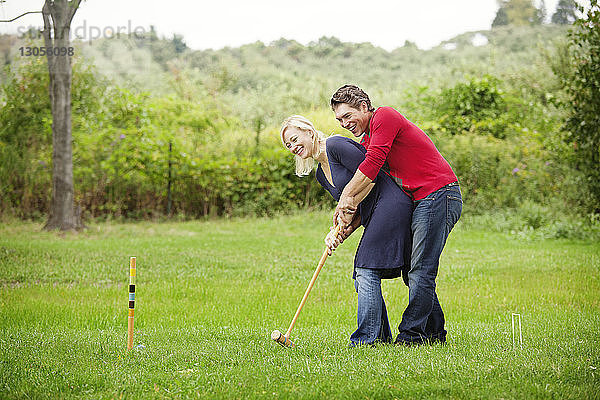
[271,330,295,348]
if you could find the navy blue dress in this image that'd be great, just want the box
[315,136,412,281]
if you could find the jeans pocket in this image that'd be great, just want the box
[446,195,462,231]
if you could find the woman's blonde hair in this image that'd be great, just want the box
[280,115,327,177]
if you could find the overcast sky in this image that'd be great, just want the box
[1,0,563,51]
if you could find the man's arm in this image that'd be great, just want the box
[341,209,362,240]
[334,109,402,226]
[333,170,374,226]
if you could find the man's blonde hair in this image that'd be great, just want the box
[280,115,327,176]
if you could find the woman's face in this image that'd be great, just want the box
[282,126,314,159]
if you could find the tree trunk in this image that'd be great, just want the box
[42,0,82,231]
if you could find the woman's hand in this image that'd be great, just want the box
[325,213,361,256]
[325,225,342,256]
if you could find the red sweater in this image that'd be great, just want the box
[358,107,457,201]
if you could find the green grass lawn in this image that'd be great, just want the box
[1,211,599,399]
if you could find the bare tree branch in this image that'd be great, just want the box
[0,11,42,23]
[67,0,82,21]
[41,3,55,71]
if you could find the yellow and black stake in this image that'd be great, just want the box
[127,256,136,350]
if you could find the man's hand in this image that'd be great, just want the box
[341,212,361,240]
[333,200,357,227]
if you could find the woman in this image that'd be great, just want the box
[280,115,413,346]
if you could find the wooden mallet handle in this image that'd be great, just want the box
[283,225,341,340]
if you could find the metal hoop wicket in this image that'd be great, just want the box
[511,313,522,349]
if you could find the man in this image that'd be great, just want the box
[328,84,462,346]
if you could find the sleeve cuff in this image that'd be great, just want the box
[358,161,378,181]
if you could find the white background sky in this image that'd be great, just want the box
[1,0,563,51]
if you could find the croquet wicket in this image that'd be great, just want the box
[127,256,136,350]
[511,313,522,350]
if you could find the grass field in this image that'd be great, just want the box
[1,211,599,399]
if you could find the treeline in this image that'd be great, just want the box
[0,59,331,219]
[492,0,578,26]
[0,16,599,233]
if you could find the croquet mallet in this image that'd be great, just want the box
[271,224,342,348]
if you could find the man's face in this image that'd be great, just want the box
[333,102,371,137]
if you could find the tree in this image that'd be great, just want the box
[493,0,542,26]
[552,0,578,24]
[172,34,187,54]
[555,0,600,212]
[493,5,509,26]
[538,0,548,23]
[41,0,83,230]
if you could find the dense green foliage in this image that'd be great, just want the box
[0,59,329,219]
[0,23,597,228]
[555,0,600,213]
[0,215,599,398]
[0,58,103,217]
[426,75,509,138]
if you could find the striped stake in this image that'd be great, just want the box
[127,256,136,350]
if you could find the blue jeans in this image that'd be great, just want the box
[396,183,462,345]
[350,267,399,346]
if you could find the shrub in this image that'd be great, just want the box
[553,0,600,213]
[428,75,509,138]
